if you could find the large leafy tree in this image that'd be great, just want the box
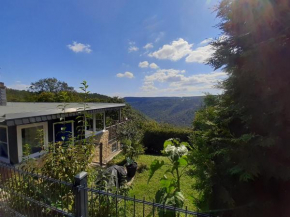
[191,0,290,216]
[29,77,75,93]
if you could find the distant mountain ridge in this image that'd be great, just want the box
[124,96,204,127]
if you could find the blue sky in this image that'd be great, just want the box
[0,0,226,97]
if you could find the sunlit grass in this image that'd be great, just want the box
[109,154,198,213]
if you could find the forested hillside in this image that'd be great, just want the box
[124,96,204,127]
[7,88,113,102]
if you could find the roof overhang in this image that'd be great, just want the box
[0,103,125,126]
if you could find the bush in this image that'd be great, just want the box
[116,120,145,161]
[142,123,191,155]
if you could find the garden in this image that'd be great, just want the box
[0,81,201,217]
[109,153,197,212]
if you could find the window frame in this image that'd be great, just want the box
[0,125,9,163]
[53,120,74,144]
[17,122,48,163]
[85,113,106,138]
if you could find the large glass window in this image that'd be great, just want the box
[85,113,104,138]
[95,113,104,131]
[86,115,94,136]
[0,126,8,159]
[17,122,48,162]
[21,126,43,156]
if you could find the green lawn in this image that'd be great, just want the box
[109,154,198,212]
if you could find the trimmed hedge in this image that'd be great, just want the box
[142,126,191,155]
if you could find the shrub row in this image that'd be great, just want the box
[142,125,191,155]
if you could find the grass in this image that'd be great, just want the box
[109,154,198,213]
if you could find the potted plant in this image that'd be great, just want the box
[125,157,138,178]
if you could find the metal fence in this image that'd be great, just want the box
[0,162,213,217]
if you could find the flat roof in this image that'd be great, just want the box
[0,102,125,125]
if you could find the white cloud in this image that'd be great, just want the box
[155,32,165,42]
[199,38,213,45]
[185,44,215,63]
[128,41,139,52]
[128,46,139,52]
[143,43,154,49]
[139,61,149,68]
[67,41,92,53]
[149,63,159,69]
[116,71,134,79]
[149,38,215,64]
[138,61,159,69]
[143,69,186,84]
[8,81,29,90]
[142,68,227,95]
[149,38,193,61]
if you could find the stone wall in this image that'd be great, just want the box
[92,130,121,164]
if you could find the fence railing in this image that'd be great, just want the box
[0,162,213,217]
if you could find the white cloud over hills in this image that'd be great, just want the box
[141,68,227,95]
[8,81,29,90]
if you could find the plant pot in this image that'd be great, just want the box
[126,162,137,178]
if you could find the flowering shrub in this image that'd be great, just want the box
[148,138,191,216]
[164,144,188,159]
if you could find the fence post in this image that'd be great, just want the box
[100,143,103,166]
[74,171,88,217]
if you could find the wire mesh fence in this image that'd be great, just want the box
[0,162,75,217]
[0,162,213,217]
[85,186,212,217]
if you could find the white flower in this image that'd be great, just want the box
[177,145,188,156]
[165,145,176,155]
[165,145,188,158]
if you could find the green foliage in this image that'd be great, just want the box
[6,88,36,102]
[148,139,190,216]
[148,159,165,183]
[7,78,118,103]
[116,119,145,161]
[190,0,290,216]
[142,122,191,155]
[29,77,74,93]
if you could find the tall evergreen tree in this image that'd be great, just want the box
[191,0,290,216]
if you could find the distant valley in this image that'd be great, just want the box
[124,96,204,127]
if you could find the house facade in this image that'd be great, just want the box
[0,82,125,165]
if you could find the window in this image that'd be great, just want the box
[95,113,104,132]
[85,115,94,137]
[0,126,9,162]
[85,113,105,138]
[53,121,74,143]
[111,141,118,152]
[17,122,48,162]
[22,126,43,154]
